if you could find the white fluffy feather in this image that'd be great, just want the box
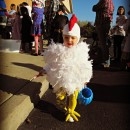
[43,42,93,95]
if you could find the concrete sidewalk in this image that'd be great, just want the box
[0,52,49,130]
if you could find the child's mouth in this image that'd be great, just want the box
[67,43,73,46]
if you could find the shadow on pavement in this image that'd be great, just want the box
[35,100,66,122]
[88,83,130,104]
[12,62,43,71]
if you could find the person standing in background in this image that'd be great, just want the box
[5,4,16,36]
[8,4,16,15]
[92,0,114,68]
[22,2,32,18]
[31,0,44,56]
[20,5,33,53]
[0,0,7,36]
[112,6,127,62]
[0,0,6,16]
[12,4,22,40]
[51,5,69,43]
[121,10,130,70]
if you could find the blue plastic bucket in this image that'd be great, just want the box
[78,86,93,105]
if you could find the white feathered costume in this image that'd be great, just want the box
[43,14,93,96]
[43,41,93,95]
[42,14,93,122]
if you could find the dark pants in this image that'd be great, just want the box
[0,16,7,35]
[96,22,111,63]
[113,35,124,61]
[20,42,32,52]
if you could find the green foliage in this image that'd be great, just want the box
[78,21,95,38]
[78,21,88,27]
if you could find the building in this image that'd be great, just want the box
[61,0,73,13]
[4,0,73,14]
[4,0,32,10]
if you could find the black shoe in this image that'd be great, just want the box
[39,52,44,56]
[32,53,38,56]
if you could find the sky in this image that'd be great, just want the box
[69,0,130,25]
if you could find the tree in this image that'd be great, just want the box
[78,20,88,27]
[78,21,95,38]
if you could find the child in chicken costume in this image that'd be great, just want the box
[39,14,93,122]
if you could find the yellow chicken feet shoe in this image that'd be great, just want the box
[56,88,66,100]
[65,90,81,122]
[65,109,81,122]
[56,88,67,109]
[68,116,74,122]
[56,97,66,109]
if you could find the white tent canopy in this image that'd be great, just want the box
[60,0,73,13]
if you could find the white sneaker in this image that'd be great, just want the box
[68,116,74,122]
[103,63,110,68]
[101,63,110,68]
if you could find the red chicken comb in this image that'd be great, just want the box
[69,14,78,31]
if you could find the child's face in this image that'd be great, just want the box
[10,5,16,10]
[118,7,124,15]
[63,35,78,48]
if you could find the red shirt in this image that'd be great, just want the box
[92,0,114,24]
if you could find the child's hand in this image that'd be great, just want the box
[38,69,46,77]
[84,82,87,85]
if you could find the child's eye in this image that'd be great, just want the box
[64,36,69,39]
[71,37,76,40]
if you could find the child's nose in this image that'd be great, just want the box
[68,37,72,42]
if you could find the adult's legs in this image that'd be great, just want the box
[113,35,118,59]
[39,36,43,54]
[34,35,39,54]
[96,23,110,63]
[117,36,124,61]
[113,35,124,61]
[29,42,32,53]
[20,34,25,52]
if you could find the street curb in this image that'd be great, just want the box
[0,78,49,130]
